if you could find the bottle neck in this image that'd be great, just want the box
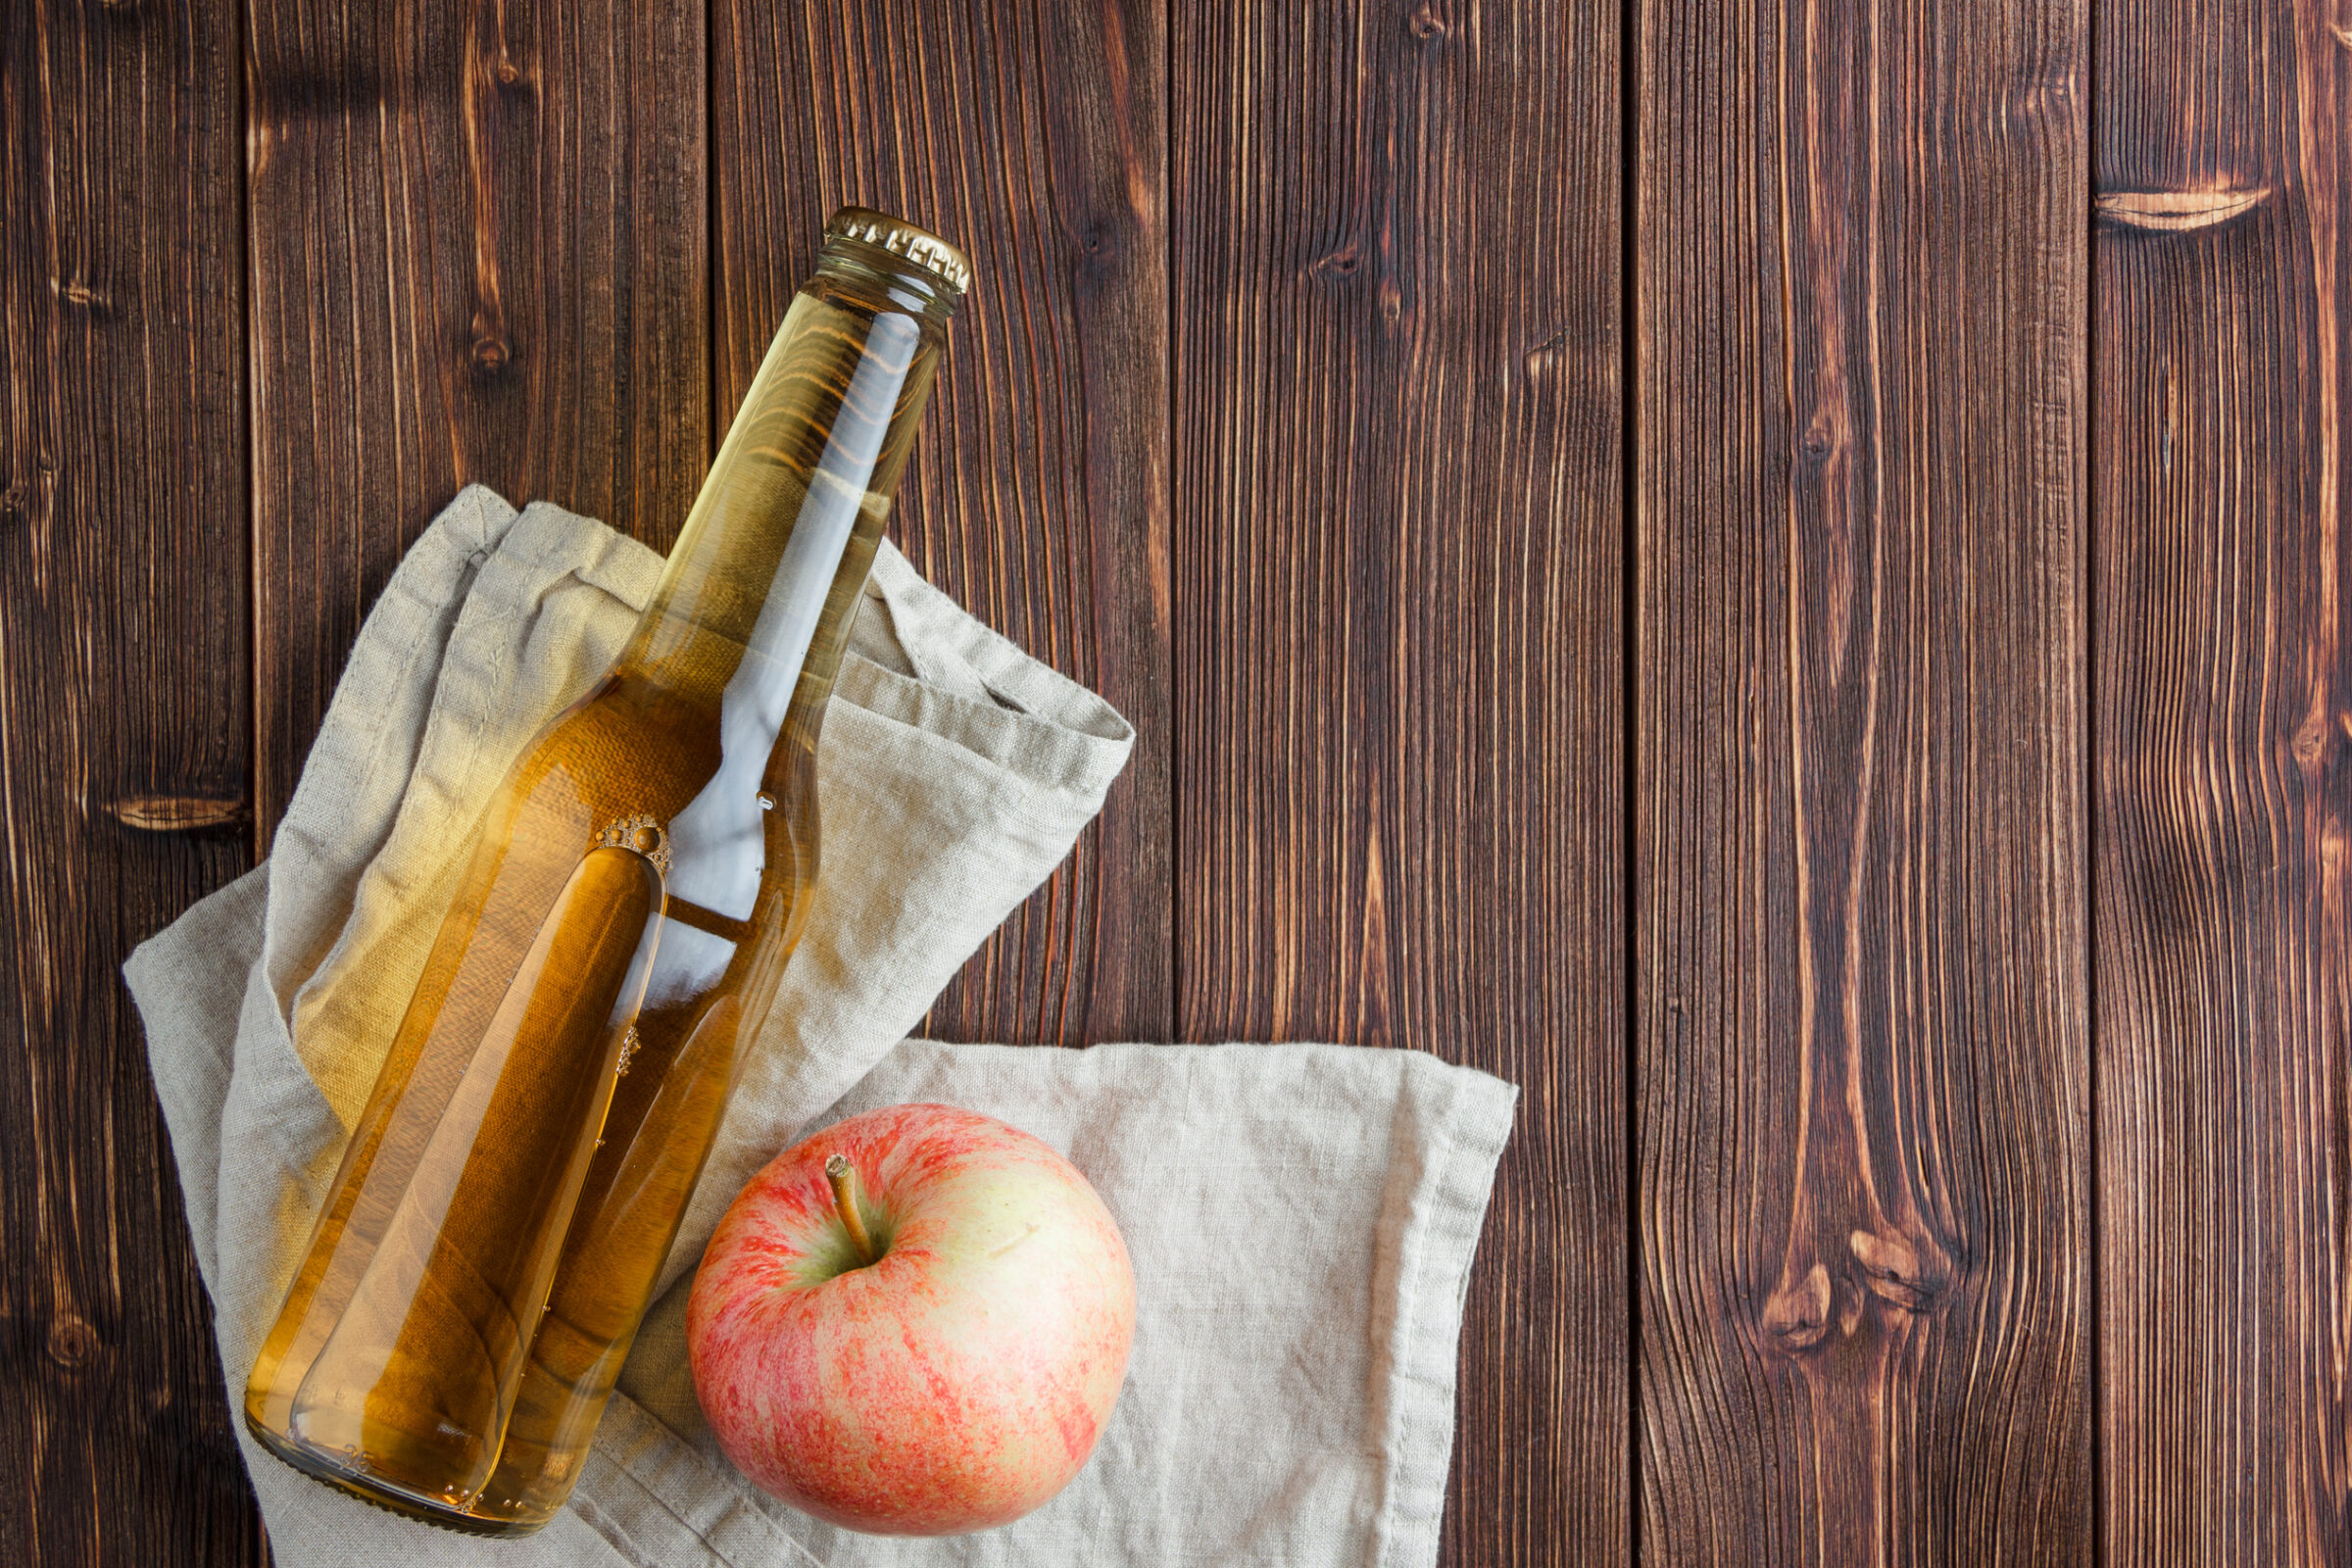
[621,252,955,748]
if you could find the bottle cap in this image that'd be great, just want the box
[824,207,973,296]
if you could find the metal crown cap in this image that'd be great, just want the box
[824,207,973,296]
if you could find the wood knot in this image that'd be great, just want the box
[107,794,248,833]
[1848,1228,1949,1311]
[1761,1262,1834,1352]
[1798,411,1839,461]
[55,278,115,315]
[493,57,524,88]
[469,333,514,378]
[1409,3,1450,38]
[47,1316,98,1368]
[1521,324,1570,375]
[2096,187,2270,234]
[2290,710,2342,769]
[1313,244,1362,279]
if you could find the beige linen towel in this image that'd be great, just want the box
[124,488,1518,1567]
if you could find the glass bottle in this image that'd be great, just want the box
[243,208,969,1535]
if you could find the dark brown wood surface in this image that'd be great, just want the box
[1637,0,2097,1560]
[1636,0,2091,1559]
[1167,2,1626,1560]
[2096,1,2352,1562]
[2,0,262,1561]
[8,0,2350,1562]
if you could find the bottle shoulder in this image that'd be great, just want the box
[498,667,814,927]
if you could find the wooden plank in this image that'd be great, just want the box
[0,0,264,1561]
[2095,3,2351,1559]
[715,0,1172,1047]
[1171,5,1625,1563]
[1635,0,2091,1557]
[248,0,710,839]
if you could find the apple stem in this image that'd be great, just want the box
[825,1153,879,1265]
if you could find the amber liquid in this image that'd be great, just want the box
[244,256,951,1533]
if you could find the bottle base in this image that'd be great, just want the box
[242,1412,556,1538]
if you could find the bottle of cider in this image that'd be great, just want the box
[243,208,969,1534]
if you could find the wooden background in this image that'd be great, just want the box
[2,0,2343,1560]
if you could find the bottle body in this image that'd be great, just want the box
[244,216,962,1534]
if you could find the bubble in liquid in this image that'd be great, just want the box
[756,791,776,811]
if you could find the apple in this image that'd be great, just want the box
[686,1102,1136,1535]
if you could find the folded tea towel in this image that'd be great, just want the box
[124,487,1519,1568]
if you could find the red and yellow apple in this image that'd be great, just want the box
[686,1102,1135,1535]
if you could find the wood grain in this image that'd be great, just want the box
[0,0,263,1561]
[30,0,2319,1558]
[1170,4,1626,1562]
[2097,0,2352,1558]
[714,0,1172,1047]
[248,0,709,840]
[1635,0,2091,1556]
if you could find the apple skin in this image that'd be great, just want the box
[686,1102,1135,1536]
